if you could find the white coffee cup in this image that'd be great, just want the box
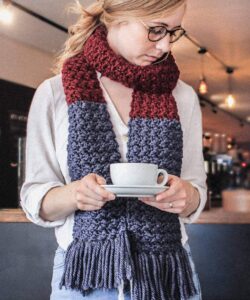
[110,163,168,186]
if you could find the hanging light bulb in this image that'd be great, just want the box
[225,67,236,109]
[198,48,208,95]
[225,94,236,108]
[0,0,13,25]
[198,77,208,94]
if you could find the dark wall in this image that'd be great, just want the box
[0,223,57,300]
[0,223,250,300]
[186,224,250,300]
[0,79,35,208]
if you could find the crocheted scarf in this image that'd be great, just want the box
[60,25,197,300]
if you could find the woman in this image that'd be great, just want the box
[20,0,207,299]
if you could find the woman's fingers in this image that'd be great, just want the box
[78,173,115,201]
[156,178,181,201]
[76,195,106,210]
[90,182,115,200]
[75,173,116,211]
[83,186,112,202]
[95,174,107,185]
[139,196,155,202]
[77,203,104,211]
[140,198,185,213]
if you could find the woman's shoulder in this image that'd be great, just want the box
[44,73,64,99]
[173,79,200,113]
[36,74,66,109]
[173,80,201,129]
[35,73,62,93]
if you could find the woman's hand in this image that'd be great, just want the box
[75,173,116,211]
[139,174,200,217]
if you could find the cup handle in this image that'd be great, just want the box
[156,169,168,186]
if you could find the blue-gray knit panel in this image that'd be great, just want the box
[67,101,121,182]
[127,118,183,176]
[68,101,125,241]
[126,118,183,252]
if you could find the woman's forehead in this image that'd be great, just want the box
[146,4,186,27]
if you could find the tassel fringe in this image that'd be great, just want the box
[131,247,197,300]
[60,233,197,300]
[59,231,134,294]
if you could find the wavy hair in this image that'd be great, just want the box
[53,0,186,73]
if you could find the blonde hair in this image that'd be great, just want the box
[53,0,186,74]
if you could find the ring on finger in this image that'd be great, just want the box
[169,202,174,208]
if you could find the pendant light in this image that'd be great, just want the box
[225,67,236,109]
[0,0,13,25]
[198,47,208,95]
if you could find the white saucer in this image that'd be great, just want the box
[101,185,169,197]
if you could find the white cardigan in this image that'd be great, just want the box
[20,73,207,250]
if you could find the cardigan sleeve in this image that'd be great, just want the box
[179,90,207,224]
[20,80,66,228]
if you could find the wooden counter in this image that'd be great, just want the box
[196,207,250,224]
[1,207,250,223]
[0,208,29,222]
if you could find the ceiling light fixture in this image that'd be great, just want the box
[225,94,236,108]
[225,67,236,109]
[198,78,208,95]
[0,0,13,25]
[198,47,208,95]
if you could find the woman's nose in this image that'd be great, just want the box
[155,34,171,53]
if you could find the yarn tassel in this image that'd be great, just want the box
[130,246,197,300]
[60,233,196,300]
[59,231,134,295]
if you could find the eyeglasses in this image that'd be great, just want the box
[140,21,186,43]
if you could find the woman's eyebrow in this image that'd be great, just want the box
[150,21,182,29]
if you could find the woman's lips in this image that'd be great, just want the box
[145,55,158,61]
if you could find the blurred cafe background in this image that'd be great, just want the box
[0,1,250,300]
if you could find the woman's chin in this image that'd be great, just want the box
[139,61,152,66]
[134,58,154,67]
[124,56,153,67]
